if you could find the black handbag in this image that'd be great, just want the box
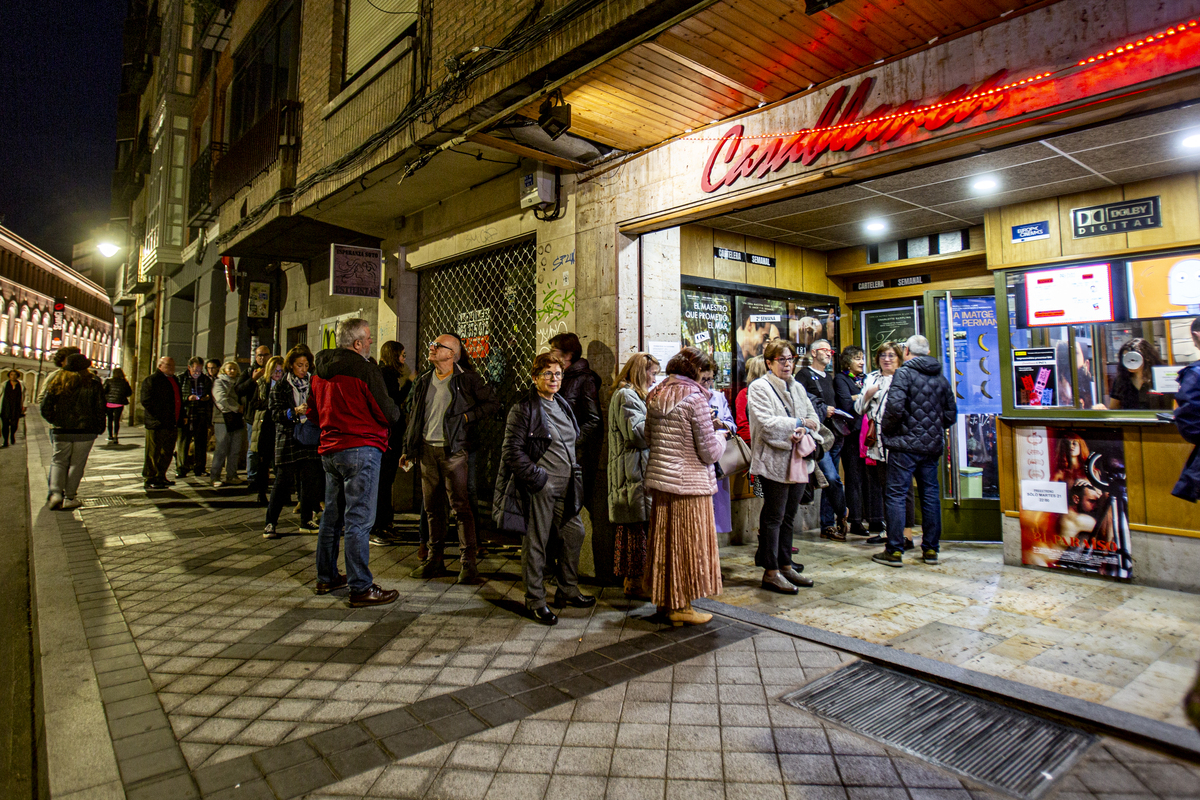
[223,411,245,428]
[293,418,320,447]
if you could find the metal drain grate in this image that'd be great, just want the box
[80,496,130,508]
[781,661,1097,799]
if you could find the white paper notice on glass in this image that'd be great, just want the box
[1153,365,1182,394]
[1021,480,1068,513]
[648,341,679,367]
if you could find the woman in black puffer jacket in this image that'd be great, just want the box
[40,354,106,510]
[101,367,133,444]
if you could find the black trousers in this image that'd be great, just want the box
[841,438,867,527]
[756,477,805,571]
[1,417,17,444]
[267,459,323,526]
[106,407,123,439]
[376,448,401,531]
[176,411,210,474]
[143,427,176,484]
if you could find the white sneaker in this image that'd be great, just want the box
[212,480,224,488]
[263,523,280,540]
[62,498,83,510]
[47,492,63,509]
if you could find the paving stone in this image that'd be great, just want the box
[485,771,552,800]
[263,758,337,798]
[192,754,263,794]
[381,725,443,760]
[500,744,561,774]
[546,773,608,800]
[328,741,392,780]
[605,776,667,800]
[309,721,372,755]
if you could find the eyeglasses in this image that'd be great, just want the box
[771,357,795,364]
[699,376,715,385]
[538,371,563,380]
[428,341,453,352]
[878,353,897,360]
[812,347,831,355]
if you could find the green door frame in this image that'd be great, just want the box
[924,288,1003,542]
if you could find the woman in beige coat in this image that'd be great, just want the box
[644,347,728,626]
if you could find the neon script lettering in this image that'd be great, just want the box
[700,71,1008,193]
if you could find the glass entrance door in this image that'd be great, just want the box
[925,289,1002,541]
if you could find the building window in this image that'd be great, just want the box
[228,0,300,145]
[343,0,417,84]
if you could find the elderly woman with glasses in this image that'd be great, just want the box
[855,342,912,546]
[493,352,593,626]
[747,338,821,594]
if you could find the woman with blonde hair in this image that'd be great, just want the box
[607,352,660,597]
[211,361,245,487]
[644,346,727,625]
[249,356,284,504]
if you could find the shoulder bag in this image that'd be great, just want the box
[716,433,751,477]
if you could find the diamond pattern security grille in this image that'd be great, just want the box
[418,238,537,524]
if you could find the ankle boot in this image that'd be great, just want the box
[667,604,713,626]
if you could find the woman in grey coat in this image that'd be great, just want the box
[606,352,660,598]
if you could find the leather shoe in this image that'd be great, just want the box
[530,605,558,625]
[349,584,398,607]
[314,574,347,595]
[820,526,847,542]
[551,592,597,609]
[408,558,447,579]
[780,566,813,588]
[761,573,799,594]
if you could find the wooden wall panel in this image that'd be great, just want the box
[1139,427,1197,531]
[680,224,713,278]
[744,237,776,287]
[712,230,746,283]
[1125,172,1200,248]
[997,198,1061,265]
[775,243,806,292]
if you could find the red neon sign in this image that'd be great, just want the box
[700,72,1009,193]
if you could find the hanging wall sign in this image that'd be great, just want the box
[50,298,66,350]
[1070,197,1161,238]
[1012,221,1050,243]
[852,274,931,292]
[330,244,382,298]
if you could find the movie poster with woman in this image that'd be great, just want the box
[1014,426,1132,579]
[681,290,733,388]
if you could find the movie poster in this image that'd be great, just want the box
[1015,426,1132,579]
[735,297,786,383]
[682,290,733,387]
[788,302,839,367]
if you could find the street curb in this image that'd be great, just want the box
[26,414,129,799]
[694,597,1200,763]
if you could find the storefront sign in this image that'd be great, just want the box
[1011,221,1050,243]
[247,282,270,318]
[50,298,65,350]
[701,72,1009,192]
[1015,426,1132,580]
[714,248,776,268]
[329,244,382,298]
[854,274,932,292]
[458,308,491,359]
[1070,197,1161,238]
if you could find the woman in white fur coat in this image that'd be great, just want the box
[747,339,823,594]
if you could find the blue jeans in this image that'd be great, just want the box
[317,446,382,594]
[245,422,256,477]
[885,450,941,554]
[818,438,846,528]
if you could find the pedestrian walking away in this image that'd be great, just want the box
[607,352,660,599]
[1,368,25,446]
[140,356,182,491]
[874,334,957,568]
[176,356,213,478]
[264,347,324,538]
[36,346,81,405]
[40,353,106,509]
[401,332,499,584]
[210,361,245,486]
[311,318,401,607]
[798,338,848,541]
[748,338,822,595]
[494,352,594,625]
[644,346,728,626]
[101,367,132,445]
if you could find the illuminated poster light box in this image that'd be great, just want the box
[1126,253,1200,318]
[1022,263,1115,327]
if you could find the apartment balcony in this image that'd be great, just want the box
[198,0,236,51]
[211,100,301,211]
[187,141,226,227]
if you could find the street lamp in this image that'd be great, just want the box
[97,241,121,258]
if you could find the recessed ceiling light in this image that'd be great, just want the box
[1183,133,1200,148]
[973,177,999,192]
[865,220,887,233]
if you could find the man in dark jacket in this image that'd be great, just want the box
[874,335,957,568]
[1173,318,1200,502]
[176,357,214,478]
[549,332,602,511]
[797,339,847,541]
[310,319,401,607]
[402,333,499,583]
[140,356,182,491]
[237,345,272,482]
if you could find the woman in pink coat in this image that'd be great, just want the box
[644,347,728,626]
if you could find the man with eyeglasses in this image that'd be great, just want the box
[401,333,499,583]
[797,339,848,541]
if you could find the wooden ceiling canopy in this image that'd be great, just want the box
[521,0,1050,152]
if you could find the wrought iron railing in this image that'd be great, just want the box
[187,141,226,226]
[211,100,301,210]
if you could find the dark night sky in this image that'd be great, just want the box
[0,1,126,265]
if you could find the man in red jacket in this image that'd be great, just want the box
[310,319,401,606]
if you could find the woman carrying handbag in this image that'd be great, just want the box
[855,342,914,548]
